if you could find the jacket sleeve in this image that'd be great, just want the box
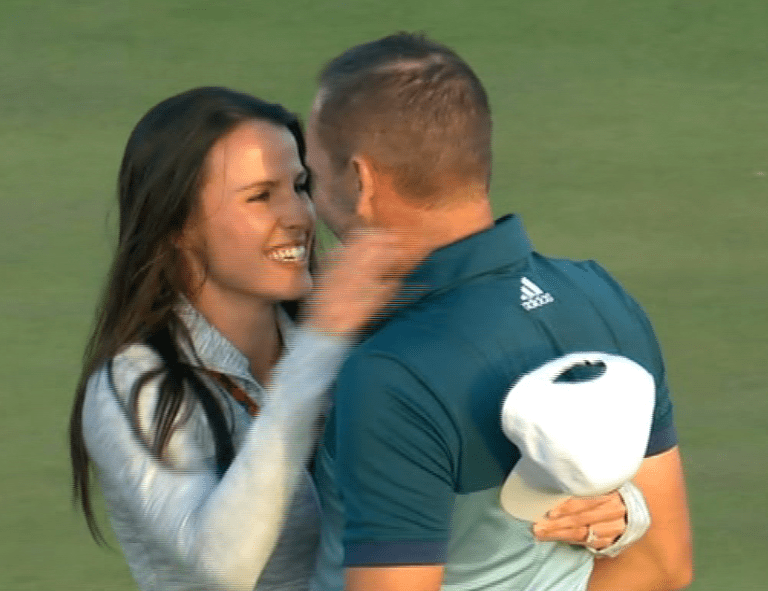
[83,328,349,591]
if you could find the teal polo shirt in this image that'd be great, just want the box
[309,215,677,591]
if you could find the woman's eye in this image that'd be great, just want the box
[295,181,310,194]
[248,191,270,202]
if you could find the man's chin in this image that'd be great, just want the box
[316,209,366,244]
[325,218,350,241]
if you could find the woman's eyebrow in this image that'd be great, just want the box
[235,180,276,192]
[236,169,307,192]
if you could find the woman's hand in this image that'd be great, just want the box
[305,230,429,338]
[532,491,627,552]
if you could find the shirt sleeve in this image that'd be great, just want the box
[620,290,678,456]
[83,328,350,591]
[586,261,678,456]
[333,352,460,567]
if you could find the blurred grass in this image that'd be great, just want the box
[1,1,766,589]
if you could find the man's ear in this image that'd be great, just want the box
[351,154,377,224]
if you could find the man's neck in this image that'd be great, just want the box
[374,191,495,252]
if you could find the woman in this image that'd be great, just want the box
[69,86,423,591]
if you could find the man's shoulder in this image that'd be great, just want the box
[338,323,452,401]
[333,294,520,446]
[543,254,637,300]
[350,301,502,387]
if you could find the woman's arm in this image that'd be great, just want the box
[84,329,349,591]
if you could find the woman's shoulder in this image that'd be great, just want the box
[83,342,219,469]
[112,342,164,388]
[83,342,165,428]
[81,344,162,423]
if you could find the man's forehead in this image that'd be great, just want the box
[304,112,325,167]
[310,87,328,111]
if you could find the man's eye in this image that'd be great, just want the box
[295,180,311,194]
[248,191,270,202]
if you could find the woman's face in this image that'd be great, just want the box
[179,119,315,306]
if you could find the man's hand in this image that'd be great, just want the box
[532,491,628,551]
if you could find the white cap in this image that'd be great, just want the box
[500,352,655,522]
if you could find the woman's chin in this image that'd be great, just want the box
[278,277,313,302]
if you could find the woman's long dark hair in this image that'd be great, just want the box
[69,87,310,543]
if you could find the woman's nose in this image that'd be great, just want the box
[279,190,315,230]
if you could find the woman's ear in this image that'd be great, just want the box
[172,222,207,292]
[171,230,185,249]
[173,217,200,252]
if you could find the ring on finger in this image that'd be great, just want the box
[585,526,597,546]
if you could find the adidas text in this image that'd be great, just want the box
[520,277,555,311]
[521,292,554,310]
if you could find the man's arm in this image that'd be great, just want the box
[587,446,693,591]
[333,353,458,591]
[346,565,444,591]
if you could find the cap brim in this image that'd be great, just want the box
[499,470,571,522]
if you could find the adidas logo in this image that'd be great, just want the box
[520,277,554,311]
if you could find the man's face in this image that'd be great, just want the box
[306,97,362,241]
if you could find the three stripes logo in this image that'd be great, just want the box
[520,277,554,311]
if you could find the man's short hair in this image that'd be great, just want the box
[316,32,492,202]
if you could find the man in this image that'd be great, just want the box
[306,32,693,591]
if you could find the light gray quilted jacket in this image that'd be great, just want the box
[82,304,349,590]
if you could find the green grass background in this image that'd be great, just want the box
[1,1,766,589]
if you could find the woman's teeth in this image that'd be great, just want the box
[267,245,307,262]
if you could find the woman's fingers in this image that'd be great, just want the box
[533,518,626,550]
[532,491,627,550]
[546,493,627,526]
[306,230,430,336]
[547,494,620,519]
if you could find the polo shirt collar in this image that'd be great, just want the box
[403,214,533,298]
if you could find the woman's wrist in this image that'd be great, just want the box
[267,325,352,414]
[589,481,651,558]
